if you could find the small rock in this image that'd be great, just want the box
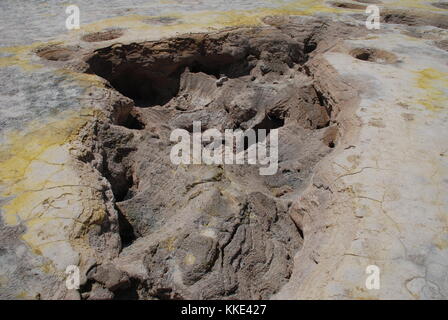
[88,263,130,291]
[215,76,228,87]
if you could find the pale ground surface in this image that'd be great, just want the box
[0,0,447,299]
[276,31,448,299]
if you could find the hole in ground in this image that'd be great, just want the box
[350,48,398,64]
[104,166,134,202]
[431,2,448,9]
[117,208,136,248]
[79,25,351,299]
[99,143,137,205]
[381,10,448,29]
[35,45,77,61]
[121,111,145,130]
[328,1,367,9]
[243,110,286,150]
[86,45,254,107]
[101,156,137,247]
[113,278,140,300]
[82,29,124,42]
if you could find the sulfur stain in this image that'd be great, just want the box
[0,110,89,191]
[163,237,177,252]
[16,291,30,299]
[0,41,62,71]
[0,108,107,271]
[55,69,108,89]
[184,253,196,265]
[82,0,340,33]
[433,232,448,250]
[0,0,439,72]
[414,68,448,112]
[0,1,339,72]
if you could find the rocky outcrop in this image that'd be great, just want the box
[60,21,362,299]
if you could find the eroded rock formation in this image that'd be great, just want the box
[62,20,361,299]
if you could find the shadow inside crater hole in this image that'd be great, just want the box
[203,110,286,151]
[87,52,253,107]
[243,111,286,150]
[122,112,145,130]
